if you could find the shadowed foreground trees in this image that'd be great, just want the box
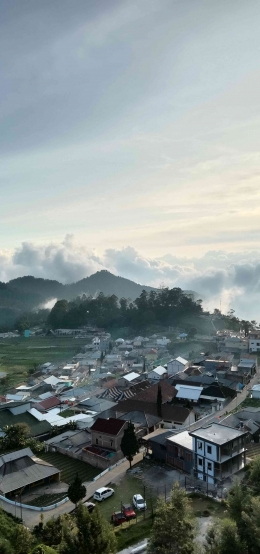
[148,482,196,554]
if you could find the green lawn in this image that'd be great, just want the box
[38,452,100,484]
[189,493,226,518]
[23,493,67,507]
[0,336,87,392]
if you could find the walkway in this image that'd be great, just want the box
[0,452,144,528]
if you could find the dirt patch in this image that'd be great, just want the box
[142,465,185,498]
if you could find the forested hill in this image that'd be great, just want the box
[7,270,154,304]
[47,288,202,331]
[0,271,155,326]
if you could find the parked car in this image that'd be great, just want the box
[122,503,136,520]
[133,494,147,510]
[83,501,95,513]
[93,487,114,501]
[111,511,127,526]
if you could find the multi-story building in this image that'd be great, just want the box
[249,332,260,353]
[190,423,248,484]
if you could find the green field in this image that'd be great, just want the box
[38,452,100,484]
[0,336,88,391]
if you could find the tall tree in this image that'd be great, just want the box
[121,422,139,469]
[67,475,86,507]
[204,518,244,554]
[72,503,116,554]
[157,384,162,418]
[2,423,30,450]
[148,482,196,554]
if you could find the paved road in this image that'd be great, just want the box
[0,452,144,528]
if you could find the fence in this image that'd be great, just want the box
[0,494,69,512]
[92,457,126,481]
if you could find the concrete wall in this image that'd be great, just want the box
[82,448,123,470]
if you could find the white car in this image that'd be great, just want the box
[133,494,147,510]
[93,487,114,502]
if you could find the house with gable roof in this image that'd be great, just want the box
[82,417,128,469]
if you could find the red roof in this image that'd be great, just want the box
[36,396,61,411]
[91,418,126,436]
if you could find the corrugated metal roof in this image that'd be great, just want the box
[176,386,203,401]
[0,462,60,494]
[175,356,188,365]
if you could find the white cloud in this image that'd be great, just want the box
[2,236,260,321]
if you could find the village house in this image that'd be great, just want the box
[167,357,189,376]
[82,418,127,469]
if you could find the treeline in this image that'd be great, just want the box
[47,288,203,331]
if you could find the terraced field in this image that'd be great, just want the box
[39,452,100,484]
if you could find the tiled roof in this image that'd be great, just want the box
[135,381,176,403]
[113,400,191,423]
[91,417,126,435]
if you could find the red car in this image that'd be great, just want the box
[111,512,127,526]
[122,503,136,520]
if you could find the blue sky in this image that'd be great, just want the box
[2,0,260,317]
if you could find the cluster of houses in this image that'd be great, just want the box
[0,328,260,498]
[215,329,260,354]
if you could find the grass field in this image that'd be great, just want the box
[23,493,67,507]
[38,452,100,484]
[0,336,87,391]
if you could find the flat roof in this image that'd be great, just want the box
[190,423,247,445]
[167,431,193,450]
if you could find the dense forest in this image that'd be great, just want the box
[46,287,203,331]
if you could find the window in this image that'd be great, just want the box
[186,452,191,461]
[207,445,212,454]
[96,438,98,445]
[198,458,203,466]
[198,441,203,450]
[207,462,212,471]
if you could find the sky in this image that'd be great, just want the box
[2,0,260,319]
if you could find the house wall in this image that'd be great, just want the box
[91,427,126,451]
[149,441,167,462]
[166,443,193,473]
[81,448,123,469]
[249,340,260,353]
[162,412,195,430]
[167,360,186,375]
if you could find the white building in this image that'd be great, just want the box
[190,423,248,484]
[249,332,260,353]
[167,356,189,375]
[156,337,170,346]
[148,366,167,381]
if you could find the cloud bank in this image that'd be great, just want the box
[1,236,260,321]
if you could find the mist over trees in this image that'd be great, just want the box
[47,288,203,331]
